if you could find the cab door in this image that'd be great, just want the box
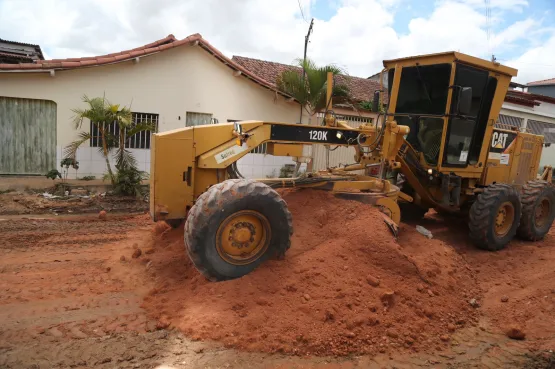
[441,64,498,170]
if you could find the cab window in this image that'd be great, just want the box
[443,64,491,166]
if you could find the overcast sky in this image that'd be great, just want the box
[1,0,554,83]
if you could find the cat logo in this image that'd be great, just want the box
[491,132,509,149]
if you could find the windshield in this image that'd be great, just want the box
[396,116,444,164]
[394,64,452,115]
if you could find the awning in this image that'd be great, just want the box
[495,114,523,129]
[527,119,555,144]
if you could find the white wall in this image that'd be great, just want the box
[501,102,555,169]
[237,154,307,179]
[0,45,306,177]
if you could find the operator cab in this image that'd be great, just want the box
[378,52,517,171]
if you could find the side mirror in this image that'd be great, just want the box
[372,90,380,113]
[455,87,472,116]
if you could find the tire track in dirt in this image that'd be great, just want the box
[0,210,554,368]
[0,215,155,348]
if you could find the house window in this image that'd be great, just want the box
[90,112,159,149]
[186,112,214,127]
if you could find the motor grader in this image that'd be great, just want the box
[150,51,555,281]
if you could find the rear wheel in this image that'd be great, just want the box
[517,180,555,241]
[184,179,293,281]
[469,184,521,251]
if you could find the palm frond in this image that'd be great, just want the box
[277,69,307,104]
[125,122,156,138]
[114,147,137,171]
[63,132,91,159]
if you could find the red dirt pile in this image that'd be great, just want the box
[141,189,479,356]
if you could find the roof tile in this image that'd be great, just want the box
[0,33,293,101]
[231,55,383,103]
[527,77,555,86]
[80,60,98,66]
[60,61,81,68]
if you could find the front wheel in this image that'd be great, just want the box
[517,180,555,241]
[184,179,293,281]
[468,184,521,251]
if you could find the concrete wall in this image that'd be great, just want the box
[0,45,304,177]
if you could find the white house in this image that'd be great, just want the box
[0,34,308,178]
[499,88,555,169]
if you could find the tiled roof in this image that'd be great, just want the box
[0,34,293,100]
[527,77,555,86]
[505,89,555,107]
[0,51,34,63]
[232,56,383,103]
[0,38,44,60]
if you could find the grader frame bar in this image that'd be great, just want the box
[150,118,409,225]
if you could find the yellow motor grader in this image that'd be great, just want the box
[150,51,555,281]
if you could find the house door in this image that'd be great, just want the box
[0,97,57,174]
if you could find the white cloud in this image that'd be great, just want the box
[506,34,555,83]
[0,0,551,83]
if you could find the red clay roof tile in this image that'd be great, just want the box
[527,77,555,86]
[231,55,383,103]
[0,33,293,101]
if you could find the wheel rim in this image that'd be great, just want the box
[216,210,271,265]
[495,201,515,237]
[534,197,551,228]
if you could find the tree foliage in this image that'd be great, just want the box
[65,95,154,188]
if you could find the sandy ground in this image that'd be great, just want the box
[0,176,149,191]
[0,198,554,367]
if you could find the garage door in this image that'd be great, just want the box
[0,97,57,174]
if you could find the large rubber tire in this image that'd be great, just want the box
[517,180,555,241]
[469,183,521,251]
[184,179,293,281]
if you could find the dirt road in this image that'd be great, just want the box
[0,207,554,367]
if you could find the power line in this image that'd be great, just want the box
[485,0,492,57]
[297,0,309,23]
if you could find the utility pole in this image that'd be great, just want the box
[299,18,314,124]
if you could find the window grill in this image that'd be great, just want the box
[90,112,159,149]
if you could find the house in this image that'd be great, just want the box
[367,71,388,87]
[0,38,44,64]
[232,56,383,171]
[527,78,555,98]
[0,34,308,178]
[232,56,382,122]
[500,88,555,168]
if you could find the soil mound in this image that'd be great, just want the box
[141,189,478,356]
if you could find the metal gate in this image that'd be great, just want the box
[312,113,373,172]
[0,97,57,174]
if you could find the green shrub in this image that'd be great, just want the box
[113,167,148,197]
[45,169,62,180]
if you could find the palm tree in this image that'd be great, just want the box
[277,58,351,117]
[64,95,154,186]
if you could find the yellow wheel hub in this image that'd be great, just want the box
[216,210,271,265]
[495,201,515,237]
[535,198,551,228]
